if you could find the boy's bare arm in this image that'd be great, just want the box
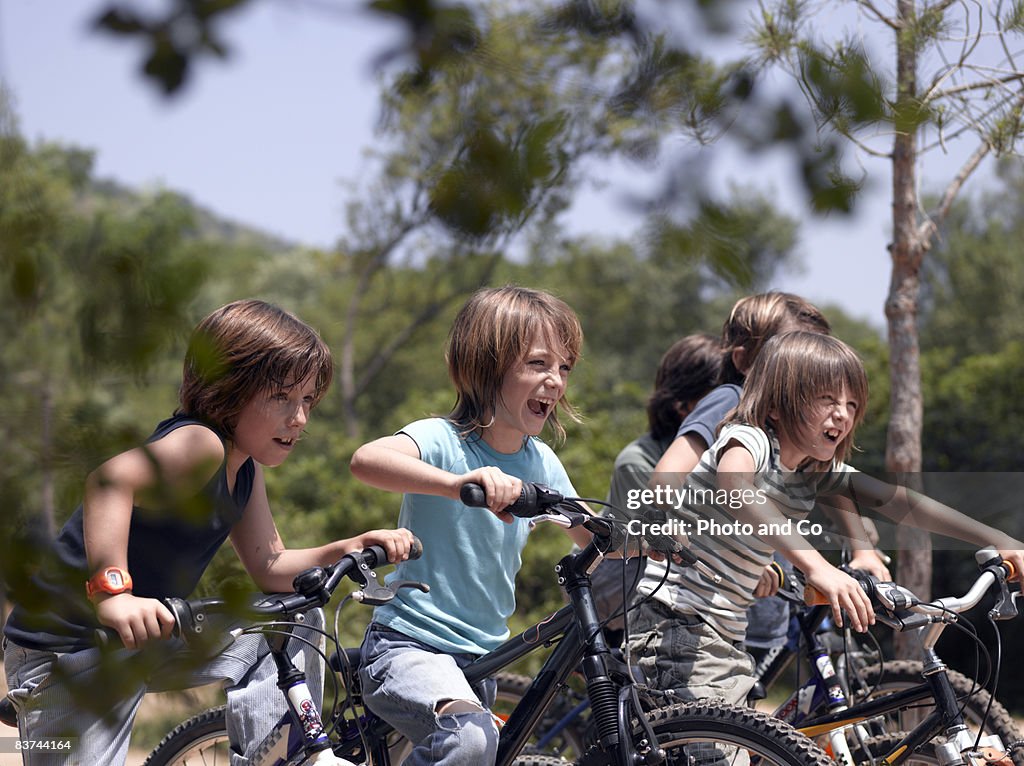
[649,433,707,492]
[716,445,874,631]
[818,496,891,580]
[84,425,222,648]
[83,426,224,568]
[350,433,524,521]
[230,465,414,592]
[848,472,1024,579]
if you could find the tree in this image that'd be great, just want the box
[314,1,750,437]
[751,1,1024,626]
[920,160,1024,356]
[87,0,862,439]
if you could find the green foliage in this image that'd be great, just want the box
[93,0,253,94]
[922,343,1024,471]
[920,169,1024,357]
[429,115,569,238]
[7,0,1024,720]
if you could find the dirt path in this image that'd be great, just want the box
[1,664,201,766]
[1,708,154,766]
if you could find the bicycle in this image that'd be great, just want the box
[144,481,835,766]
[483,549,1024,766]
[772,549,1024,766]
[754,565,1023,766]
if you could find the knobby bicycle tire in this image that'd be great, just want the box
[579,699,834,766]
[142,674,586,766]
[852,661,1023,766]
[142,694,837,766]
[513,756,582,766]
[143,705,229,766]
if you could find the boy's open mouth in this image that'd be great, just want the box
[274,436,297,447]
[823,429,841,443]
[528,398,553,417]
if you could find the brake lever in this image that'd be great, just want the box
[346,555,402,606]
[353,579,431,606]
[350,563,431,606]
[988,568,1019,621]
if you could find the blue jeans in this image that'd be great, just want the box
[359,624,498,766]
[3,609,324,766]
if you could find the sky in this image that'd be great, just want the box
[0,0,1001,328]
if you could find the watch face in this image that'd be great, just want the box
[107,571,124,588]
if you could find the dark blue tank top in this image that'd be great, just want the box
[4,415,254,652]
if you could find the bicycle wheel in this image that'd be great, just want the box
[852,661,1023,765]
[580,700,834,766]
[143,705,229,766]
[493,671,589,759]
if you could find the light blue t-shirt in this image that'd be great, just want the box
[373,418,577,654]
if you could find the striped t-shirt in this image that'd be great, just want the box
[636,423,854,642]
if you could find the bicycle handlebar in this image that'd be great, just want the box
[460,481,720,582]
[459,481,568,519]
[802,547,1018,632]
[164,539,426,646]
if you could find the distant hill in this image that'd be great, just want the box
[89,175,299,253]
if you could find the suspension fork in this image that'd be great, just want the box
[251,623,334,765]
[558,549,661,766]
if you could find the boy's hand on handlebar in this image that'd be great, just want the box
[805,564,874,632]
[95,593,176,649]
[352,528,417,563]
[994,547,1024,582]
[753,562,782,598]
[848,549,891,581]
[458,467,522,524]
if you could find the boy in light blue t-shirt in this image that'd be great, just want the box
[350,286,595,766]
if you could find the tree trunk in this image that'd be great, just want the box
[888,0,930,661]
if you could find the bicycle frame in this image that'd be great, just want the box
[428,556,1017,766]
[150,495,850,766]
[468,541,627,766]
[762,563,1019,766]
[260,534,643,766]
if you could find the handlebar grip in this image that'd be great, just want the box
[163,596,209,643]
[804,584,829,606]
[460,482,488,508]
[504,483,541,517]
[364,545,389,569]
[805,570,877,607]
[363,536,425,568]
[976,547,1017,580]
[460,482,562,518]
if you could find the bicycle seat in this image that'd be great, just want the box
[0,696,16,727]
[329,647,363,673]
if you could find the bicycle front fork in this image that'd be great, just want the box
[250,632,354,766]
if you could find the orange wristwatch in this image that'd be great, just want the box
[86,566,133,599]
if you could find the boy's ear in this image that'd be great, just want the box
[731,347,749,374]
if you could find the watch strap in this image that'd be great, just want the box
[86,567,134,599]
